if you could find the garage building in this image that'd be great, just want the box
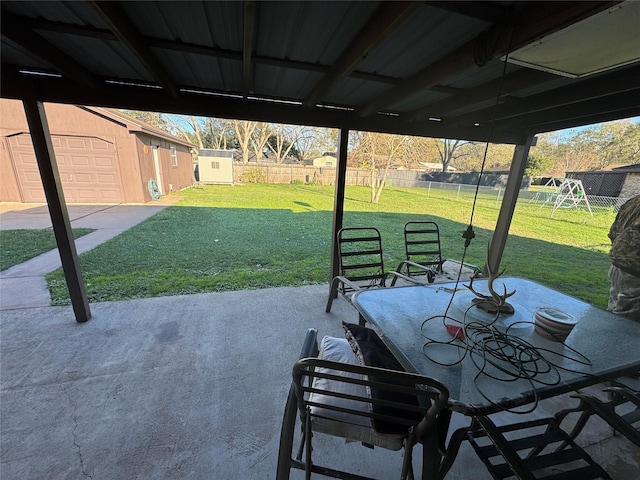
[1,99,195,204]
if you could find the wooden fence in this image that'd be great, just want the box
[232,163,373,186]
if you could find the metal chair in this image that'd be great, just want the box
[441,414,611,480]
[276,328,450,480]
[326,227,428,313]
[400,221,444,278]
[397,221,480,284]
[553,385,640,449]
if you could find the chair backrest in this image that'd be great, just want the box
[337,227,387,291]
[404,221,443,275]
[293,357,449,445]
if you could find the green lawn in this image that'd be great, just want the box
[46,184,615,308]
[1,228,94,271]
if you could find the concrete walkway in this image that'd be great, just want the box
[0,199,178,310]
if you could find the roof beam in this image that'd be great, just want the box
[89,1,179,97]
[494,90,640,134]
[1,12,99,89]
[357,1,614,117]
[407,69,559,122]
[0,68,522,144]
[20,15,402,86]
[304,1,418,108]
[243,1,257,97]
[451,63,640,128]
[426,1,514,25]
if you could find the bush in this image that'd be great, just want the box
[291,179,304,185]
[243,167,265,184]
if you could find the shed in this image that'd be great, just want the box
[566,163,640,197]
[310,155,336,167]
[197,149,234,184]
[0,99,196,204]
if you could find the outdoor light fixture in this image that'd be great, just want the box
[505,1,640,78]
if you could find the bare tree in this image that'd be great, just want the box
[206,118,235,150]
[267,124,306,163]
[404,136,440,169]
[293,126,338,161]
[436,139,473,172]
[233,120,258,163]
[250,122,272,162]
[352,132,410,203]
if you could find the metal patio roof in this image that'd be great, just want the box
[2,1,639,144]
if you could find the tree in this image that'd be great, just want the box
[456,142,515,172]
[164,115,204,148]
[435,139,473,172]
[233,120,258,163]
[525,151,554,176]
[267,124,306,163]
[403,136,441,169]
[293,126,338,161]
[250,122,272,162]
[351,132,410,203]
[123,110,169,131]
[205,118,235,150]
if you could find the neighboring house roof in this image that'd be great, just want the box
[599,163,628,171]
[611,163,640,173]
[419,162,455,172]
[81,106,196,148]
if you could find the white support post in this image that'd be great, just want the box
[487,134,535,275]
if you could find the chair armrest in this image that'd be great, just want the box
[331,275,364,294]
[394,260,436,283]
[603,386,640,408]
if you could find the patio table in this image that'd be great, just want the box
[351,277,640,477]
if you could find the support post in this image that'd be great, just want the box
[329,128,349,284]
[487,134,534,275]
[22,98,91,323]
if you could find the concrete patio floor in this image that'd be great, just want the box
[1,286,639,479]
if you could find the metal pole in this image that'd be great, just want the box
[22,98,91,323]
[329,128,349,285]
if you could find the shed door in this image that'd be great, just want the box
[8,134,123,203]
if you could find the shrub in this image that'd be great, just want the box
[243,167,265,184]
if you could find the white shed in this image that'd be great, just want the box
[197,149,234,184]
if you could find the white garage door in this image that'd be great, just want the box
[9,134,123,203]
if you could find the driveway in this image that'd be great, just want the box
[0,199,180,310]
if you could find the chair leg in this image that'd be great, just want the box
[276,385,298,480]
[438,425,472,479]
[325,277,340,312]
[305,409,313,480]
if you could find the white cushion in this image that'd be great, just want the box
[309,336,370,428]
[308,336,405,450]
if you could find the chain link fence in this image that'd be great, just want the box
[388,178,630,213]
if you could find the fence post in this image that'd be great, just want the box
[427,182,431,197]
[496,189,501,207]
[457,184,461,200]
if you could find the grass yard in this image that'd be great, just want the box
[1,228,94,271]
[46,184,615,308]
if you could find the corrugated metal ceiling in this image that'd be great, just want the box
[1,1,638,144]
